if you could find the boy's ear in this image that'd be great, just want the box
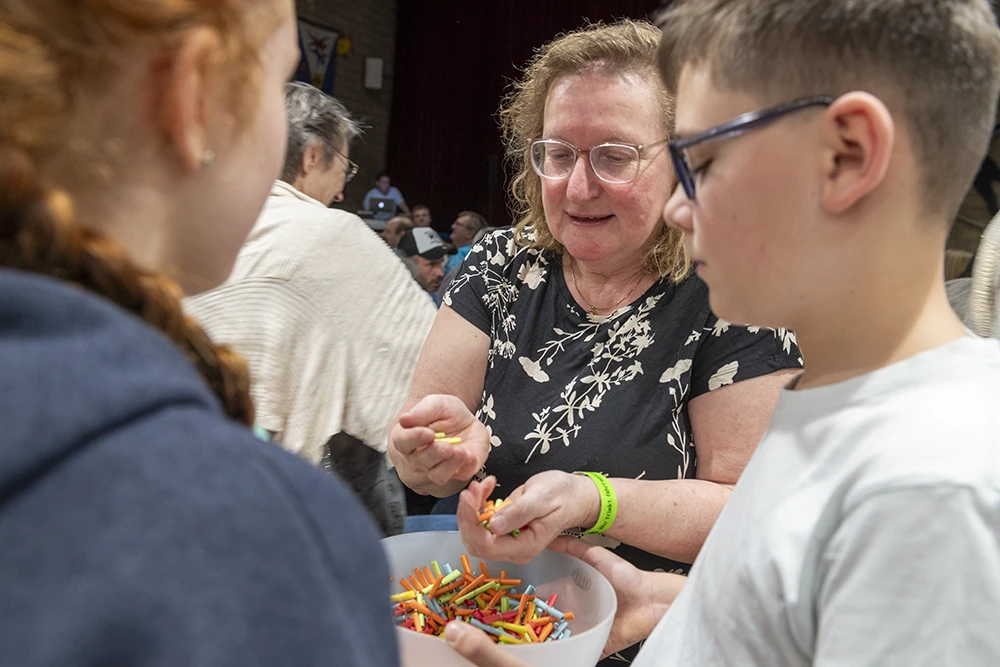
[819,92,895,214]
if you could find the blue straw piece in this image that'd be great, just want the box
[532,598,565,621]
[469,619,505,637]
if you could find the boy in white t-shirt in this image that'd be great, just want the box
[444,1,1000,665]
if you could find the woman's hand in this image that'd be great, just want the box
[388,394,490,492]
[445,535,684,664]
[456,471,599,564]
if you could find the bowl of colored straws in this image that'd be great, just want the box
[382,531,617,667]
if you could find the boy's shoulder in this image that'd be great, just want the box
[829,337,1000,500]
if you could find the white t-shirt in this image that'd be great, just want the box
[635,336,1000,667]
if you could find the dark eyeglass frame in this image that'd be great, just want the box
[669,95,835,201]
[529,137,671,185]
[332,146,359,183]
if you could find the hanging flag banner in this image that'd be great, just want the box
[295,19,339,94]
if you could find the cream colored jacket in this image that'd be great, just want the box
[186,181,436,463]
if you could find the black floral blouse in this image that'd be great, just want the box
[446,228,801,567]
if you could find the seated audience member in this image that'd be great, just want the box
[411,204,433,228]
[364,171,409,221]
[186,82,437,536]
[0,0,396,664]
[444,211,488,274]
[381,215,412,248]
[438,225,500,299]
[398,228,454,308]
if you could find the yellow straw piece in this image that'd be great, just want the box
[391,590,417,602]
[497,634,523,645]
[435,436,462,444]
[496,623,530,636]
[434,432,447,438]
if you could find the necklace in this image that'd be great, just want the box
[569,258,647,317]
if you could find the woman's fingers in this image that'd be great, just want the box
[398,394,473,432]
[390,423,436,456]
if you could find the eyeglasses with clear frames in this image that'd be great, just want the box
[530,137,670,185]
[332,146,359,183]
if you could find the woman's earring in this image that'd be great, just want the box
[202,149,216,168]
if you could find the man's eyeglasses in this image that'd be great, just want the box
[669,95,835,201]
[530,137,670,185]
[332,146,359,183]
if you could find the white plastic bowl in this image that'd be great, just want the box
[382,531,616,667]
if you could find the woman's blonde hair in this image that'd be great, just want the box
[500,19,689,281]
[0,0,284,425]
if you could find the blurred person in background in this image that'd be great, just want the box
[364,171,410,221]
[444,210,488,274]
[412,204,433,228]
[381,214,413,248]
[398,227,455,308]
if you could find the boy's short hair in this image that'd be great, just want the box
[657,0,1000,221]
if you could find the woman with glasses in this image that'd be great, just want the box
[187,82,436,537]
[388,20,800,660]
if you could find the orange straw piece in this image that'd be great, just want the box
[479,561,490,579]
[423,567,435,584]
[485,588,505,610]
[538,623,554,642]
[413,568,429,589]
[454,573,486,600]
[400,578,415,592]
[526,624,540,643]
[428,573,445,599]
[477,511,494,523]
[404,600,446,626]
[461,554,472,575]
[436,579,464,596]
[499,578,522,586]
[408,576,423,590]
[515,593,528,625]
[454,608,476,616]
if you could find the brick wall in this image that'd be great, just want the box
[296,0,397,213]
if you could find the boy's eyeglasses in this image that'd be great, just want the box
[669,95,835,201]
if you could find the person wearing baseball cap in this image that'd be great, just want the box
[398,227,456,306]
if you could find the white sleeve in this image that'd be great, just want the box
[815,485,1000,667]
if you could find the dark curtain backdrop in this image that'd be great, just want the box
[387,0,664,233]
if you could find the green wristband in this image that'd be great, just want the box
[575,472,618,535]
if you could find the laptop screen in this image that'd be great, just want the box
[370,197,396,212]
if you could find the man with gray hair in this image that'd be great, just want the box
[186,83,437,536]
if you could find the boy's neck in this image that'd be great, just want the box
[793,240,967,390]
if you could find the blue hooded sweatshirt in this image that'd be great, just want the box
[0,269,399,666]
